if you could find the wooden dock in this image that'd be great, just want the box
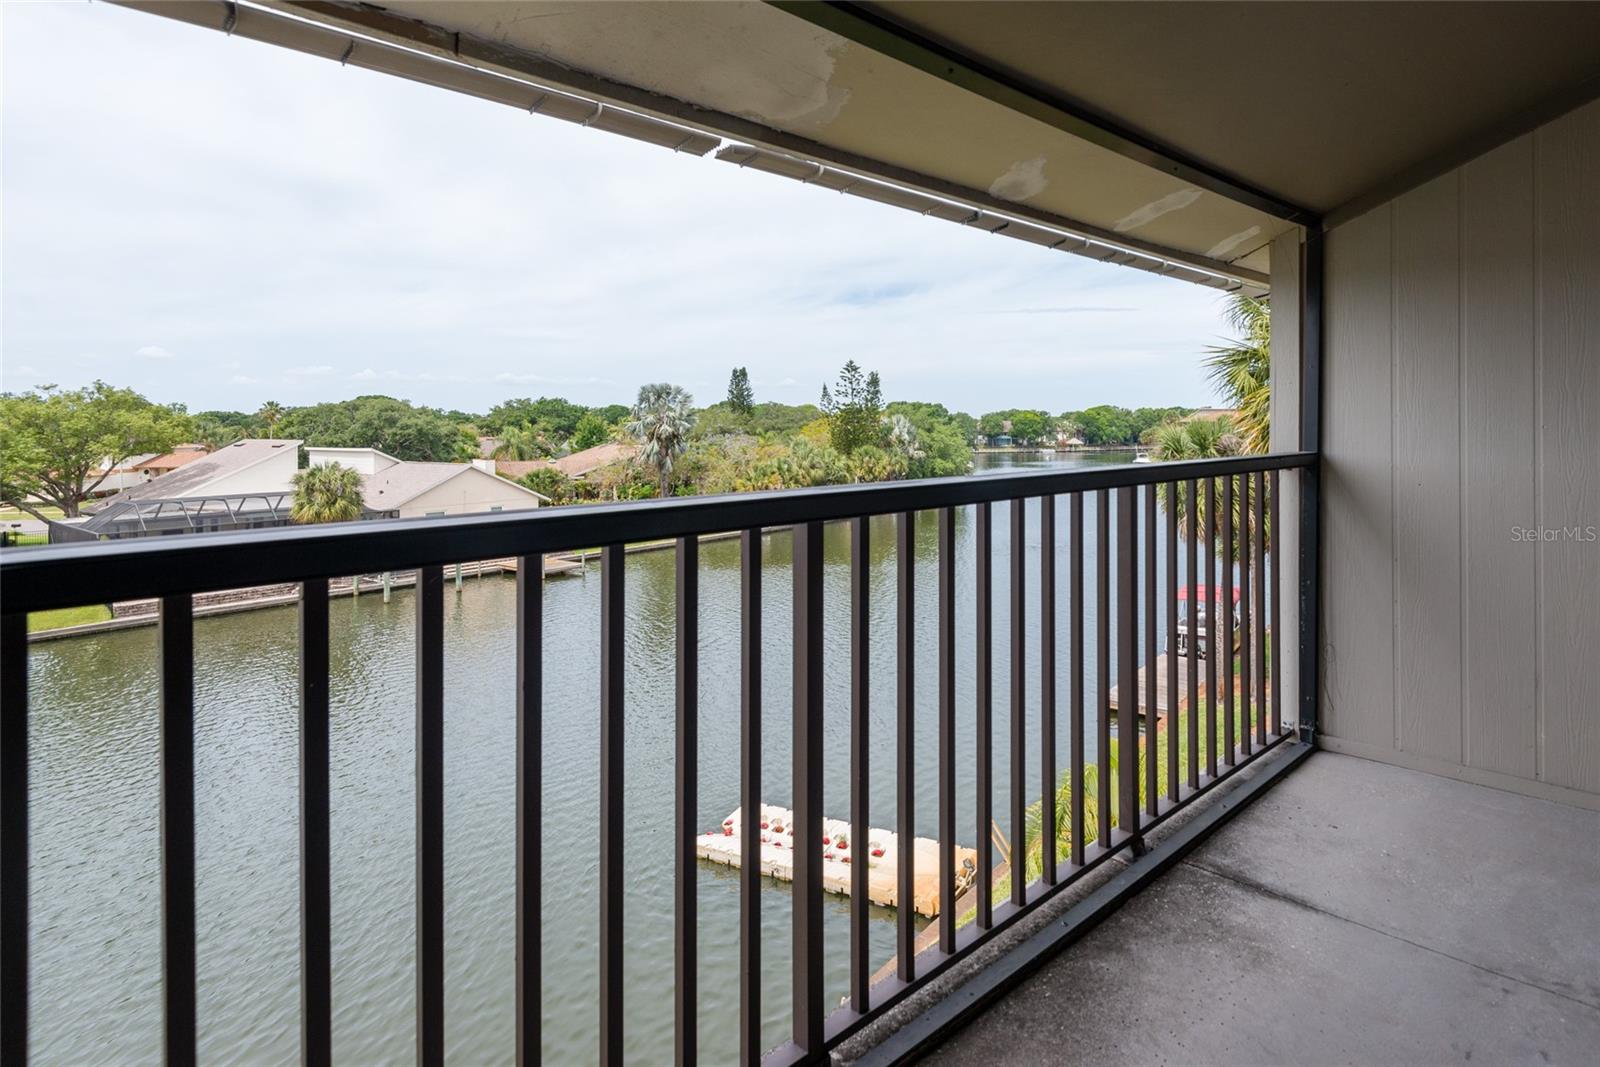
[497,554,586,577]
[697,804,977,917]
[1107,652,1211,724]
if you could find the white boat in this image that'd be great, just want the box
[1133,450,1153,463]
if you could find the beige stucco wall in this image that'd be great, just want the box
[396,468,543,519]
[1320,99,1599,808]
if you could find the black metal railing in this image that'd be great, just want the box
[0,452,1313,1066]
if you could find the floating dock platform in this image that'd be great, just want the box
[696,805,977,917]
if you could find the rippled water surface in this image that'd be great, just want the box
[31,451,1225,1064]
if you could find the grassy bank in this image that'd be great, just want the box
[28,605,114,633]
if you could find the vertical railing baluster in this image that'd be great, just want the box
[416,566,445,1067]
[598,548,624,1067]
[674,537,698,1067]
[895,512,917,973]
[1009,499,1026,908]
[300,579,332,1067]
[793,522,824,1054]
[1095,491,1110,850]
[1218,479,1233,775]
[849,518,869,1009]
[1115,488,1140,847]
[1204,480,1220,778]
[1165,483,1179,805]
[1269,470,1283,737]
[1254,471,1269,750]
[1,611,28,1065]
[1039,496,1056,886]
[737,531,761,1067]
[515,559,542,1067]
[1239,475,1253,761]
[1070,494,1085,867]
[160,594,196,1067]
[1143,485,1158,818]
[1184,479,1199,791]
[937,508,957,951]
[974,503,992,928]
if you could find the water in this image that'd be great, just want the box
[29,453,1224,1064]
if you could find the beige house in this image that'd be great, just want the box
[305,447,547,518]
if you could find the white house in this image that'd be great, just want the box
[307,447,547,518]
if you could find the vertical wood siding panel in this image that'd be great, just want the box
[1536,100,1600,794]
[1461,136,1538,780]
[1392,176,1464,764]
[1322,207,1395,749]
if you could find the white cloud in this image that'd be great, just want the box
[3,2,1234,415]
[137,344,175,360]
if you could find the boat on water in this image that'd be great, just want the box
[1133,449,1153,463]
[1170,584,1243,659]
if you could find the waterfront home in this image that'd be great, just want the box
[116,438,300,500]
[308,447,549,518]
[5,3,1597,1066]
[83,453,159,497]
[132,445,211,480]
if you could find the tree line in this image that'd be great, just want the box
[1,323,1264,520]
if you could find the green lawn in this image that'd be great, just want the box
[27,605,114,633]
[0,506,64,521]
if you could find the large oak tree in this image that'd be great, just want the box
[0,381,191,519]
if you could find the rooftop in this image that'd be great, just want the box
[552,441,636,478]
[108,438,300,502]
[133,448,210,472]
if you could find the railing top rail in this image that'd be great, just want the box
[0,452,1312,613]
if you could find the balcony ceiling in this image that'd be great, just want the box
[860,1,1600,218]
[170,2,1600,280]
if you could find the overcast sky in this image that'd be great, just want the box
[3,1,1237,416]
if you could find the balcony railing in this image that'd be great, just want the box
[0,451,1314,1066]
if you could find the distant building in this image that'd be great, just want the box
[116,439,301,500]
[56,441,545,542]
[494,441,638,483]
[134,444,210,480]
[307,447,548,518]
[551,441,637,480]
[58,439,303,541]
[84,453,160,497]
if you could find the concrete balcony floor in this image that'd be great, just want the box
[927,752,1600,1065]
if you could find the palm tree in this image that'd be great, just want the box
[291,462,364,524]
[627,383,696,498]
[257,400,285,435]
[1203,294,1270,454]
[1151,417,1238,540]
[883,413,924,464]
[493,423,548,461]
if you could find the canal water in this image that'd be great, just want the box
[28,450,1248,1064]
